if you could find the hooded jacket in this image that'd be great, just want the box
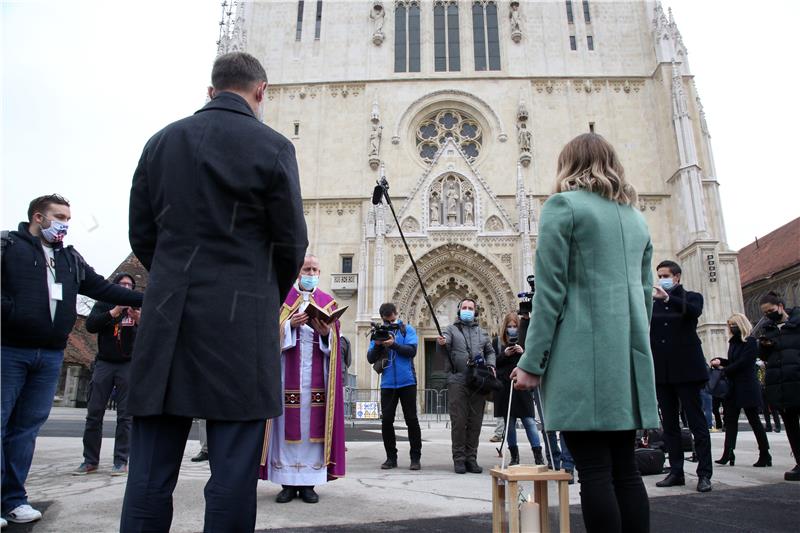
[1,222,143,350]
[85,272,139,363]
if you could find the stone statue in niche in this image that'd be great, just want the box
[370,2,385,45]
[446,184,459,219]
[430,193,441,225]
[368,122,382,169]
[517,122,532,167]
[509,1,522,43]
[463,194,474,225]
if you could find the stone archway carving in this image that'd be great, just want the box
[392,243,515,333]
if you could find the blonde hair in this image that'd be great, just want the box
[553,133,637,205]
[727,313,753,341]
[499,312,519,346]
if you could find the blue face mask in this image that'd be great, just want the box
[658,278,674,291]
[300,275,319,291]
[459,309,475,323]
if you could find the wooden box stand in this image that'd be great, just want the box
[489,465,572,533]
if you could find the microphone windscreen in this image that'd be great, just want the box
[371,185,384,205]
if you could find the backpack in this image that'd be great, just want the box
[635,447,666,476]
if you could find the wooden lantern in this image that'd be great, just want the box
[489,464,571,533]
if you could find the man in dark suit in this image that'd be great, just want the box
[650,260,713,493]
[121,52,308,532]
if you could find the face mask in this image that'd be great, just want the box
[459,309,475,323]
[40,218,68,243]
[658,278,674,291]
[766,311,783,323]
[300,275,319,291]
[729,326,740,337]
[506,327,518,337]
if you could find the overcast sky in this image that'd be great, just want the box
[2,0,798,278]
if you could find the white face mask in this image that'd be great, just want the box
[40,218,68,243]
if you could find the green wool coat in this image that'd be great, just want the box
[518,190,660,431]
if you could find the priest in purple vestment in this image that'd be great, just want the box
[259,255,346,503]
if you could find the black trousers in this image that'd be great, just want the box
[779,407,800,465]
[380,385,422,461]
[120,415,265,533]
[721,402,770,453]
[762,389,782,430]
[82,360,131,466]
[447,381,486,463]
[712,397,724,430]
[563,430,649,533]
[656,383,712,478]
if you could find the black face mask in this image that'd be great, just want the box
[766,311,783,323]
[729,326,741,337]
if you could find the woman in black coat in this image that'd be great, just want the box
[758,292,800,481]
[494,312,544,466]
[712,313,771,467]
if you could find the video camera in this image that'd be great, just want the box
[516,275,536,315]
[369,322,401,343]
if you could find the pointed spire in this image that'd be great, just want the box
[217,1,248,56]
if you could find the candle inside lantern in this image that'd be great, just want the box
[519,496,540,533]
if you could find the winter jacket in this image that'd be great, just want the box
[438,319,496,385]
[85,273,140,363]
[760,307,800,409]
[367,322,418,389]
[1,223,143,350]
[721,336,762,409]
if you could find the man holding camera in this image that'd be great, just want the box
[73,272,140,477]
[367,303,421,471]
[650,260,713,493]
[437,298,496,474]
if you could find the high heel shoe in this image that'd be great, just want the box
[753,451,772,467]
[715,450,735,466]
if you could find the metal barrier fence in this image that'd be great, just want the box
[343,387,494,424]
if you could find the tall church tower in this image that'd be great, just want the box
[219,0,741,389]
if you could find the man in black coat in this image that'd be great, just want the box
[73,272,141,478]
[650,260,713,493]
[121,52,308,532]
[1,195,143,524]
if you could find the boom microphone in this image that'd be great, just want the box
[371,184,384,205]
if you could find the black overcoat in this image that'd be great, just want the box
[650,285,708,384]
[128,92,308,420]
[761,308,800,409]
[493,338,536,419]
[722,337,761,409]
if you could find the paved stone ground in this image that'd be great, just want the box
[5,408,799,532]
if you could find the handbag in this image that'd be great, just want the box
[708,368,729,400]
[453,325,502,394]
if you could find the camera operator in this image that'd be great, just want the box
[367,303,421,471]
[436,298,496,474]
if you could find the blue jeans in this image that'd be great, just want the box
[506,416,541,448]
[560,432,574,471]
[1,346,64,513]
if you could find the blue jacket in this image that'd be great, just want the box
[367,322,418,389]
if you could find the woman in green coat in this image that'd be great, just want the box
[512,133,659,533]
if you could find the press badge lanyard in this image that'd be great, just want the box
[45,254,63,301]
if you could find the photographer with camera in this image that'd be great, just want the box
[437,298,496,474]
[367,303,422,471]
[73,273,141,477]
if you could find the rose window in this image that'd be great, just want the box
[415,110,482,163]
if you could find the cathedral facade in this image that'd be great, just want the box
[218,0,741,391]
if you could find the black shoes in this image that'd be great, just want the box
[753,452,772,467]
[299,486,319,503]
[275,486,297,503]
[381,458,397,470]
[532,446,544,465]
[465,460,483,474]
[190,451,209,462]
[697,477,712,493]
[655,473,685,487]
[785,465,800,481]
[454,461,467,474]
[715,450,735,466]
[509,446,520,466]
[410,459,421,471]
